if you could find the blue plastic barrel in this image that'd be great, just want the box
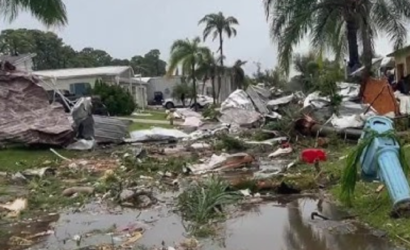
[359,116,410,208]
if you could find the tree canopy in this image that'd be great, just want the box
[0,29,167,75]
[264,0,410,75]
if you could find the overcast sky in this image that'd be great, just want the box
[0,0,403,75]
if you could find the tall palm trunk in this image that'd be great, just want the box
[211,75,216,104]
[191,60,198,111]
[217,32,224,103]
[345,17,360,73]
[359,4,373,99]
[201,76,208,94]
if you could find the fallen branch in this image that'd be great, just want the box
[50,148,71,161]
[396,234,410,245]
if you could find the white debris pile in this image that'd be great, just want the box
[127,127,188,142]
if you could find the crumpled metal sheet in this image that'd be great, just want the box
[220,89,255,112]
[246,86,270,114]
[0,72,74,146]
[93,115,132,144]
[218,107,263,127]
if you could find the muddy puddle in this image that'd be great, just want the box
[2,195,403,250]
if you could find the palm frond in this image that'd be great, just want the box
[0,0,67,26]
[371,0,407,50]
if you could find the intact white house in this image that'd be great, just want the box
[34,66,148,107]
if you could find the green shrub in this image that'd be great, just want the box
[202,104,220,120]
[91,79,136,116]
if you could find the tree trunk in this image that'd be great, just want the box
[346,17,360,73]
[217,32,224,103]
[359,7,373,98]
[192,60,197,111]
[211,75,216,104]
[201,76,208,94]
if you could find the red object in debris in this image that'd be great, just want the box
[301,149,327,164]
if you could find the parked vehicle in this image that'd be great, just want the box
[162,95,213,109]
[153,91,164,105]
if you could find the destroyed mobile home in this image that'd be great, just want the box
[0,69,131,148]
[2,64,410,250]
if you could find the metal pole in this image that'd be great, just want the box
[140,73,144,111]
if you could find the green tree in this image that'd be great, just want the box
[0,29,34,55]
[0,29,78,70]
[290,51,343,93]
[131,49,167,76]
[199,12,239,100]
[167,37,211,111]
[195,52,218,103]
[264,0,410,78]
[29,29,68,70]
[1,0,67,26]
[252,63,286,88]
[92,79,135,116]
[75,47,113,67]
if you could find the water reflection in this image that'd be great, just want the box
[224,197,398,250]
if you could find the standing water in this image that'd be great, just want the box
[2,196,403,250]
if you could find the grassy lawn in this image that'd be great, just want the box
[0,122,174,172]
[131,110,167,120]
[128,122,174,131]
[325,144,410,246]
[0,147,83,172]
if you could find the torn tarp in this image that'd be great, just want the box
[0,72,73,146]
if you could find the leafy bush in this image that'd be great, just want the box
[178,177,240,225]
[202,104,220,120]
[91,79,136,116]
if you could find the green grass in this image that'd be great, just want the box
[177,177,240,236]
[128,122,173,132]
[131,110,167,120]
[0,147,82,172]
[325,144,410,247]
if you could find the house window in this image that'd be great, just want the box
[69,82,90,96]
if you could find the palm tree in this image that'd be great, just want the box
[0,0,68,26]
[196,53,218,104]
[230,59,247,89]
[264,0,410,79]
[199,12,239,100]
[167,37,211,111]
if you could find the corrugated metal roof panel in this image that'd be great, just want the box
[34,66,132,79]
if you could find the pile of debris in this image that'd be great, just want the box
[0,68,132,149]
